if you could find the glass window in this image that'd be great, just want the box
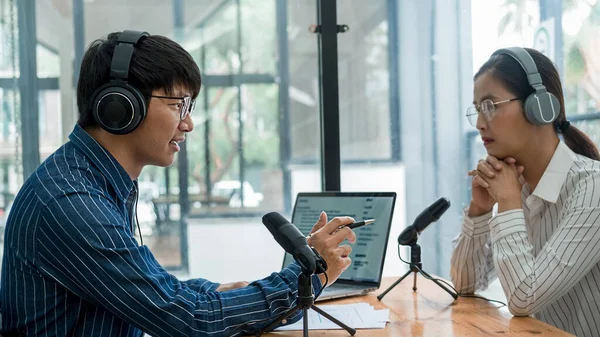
[36,44,59,78]
[201,4,239,75]
[187,86,242,216]
[0,0,18,78]
[471,0,540,74]
[338,2,391,161]
[0,88,21,260]
[241,0,276,74]
[38,90,62,161]
[562,1,600,115]
[186,0,323,280]
[287,0,321,164]
[337,0,403,279]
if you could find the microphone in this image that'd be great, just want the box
[398,197,451,246]
[262,212,317,275]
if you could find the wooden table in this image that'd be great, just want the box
[263,275,574,336]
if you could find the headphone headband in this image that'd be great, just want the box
[109,30,149,81]
[492,47,544,88]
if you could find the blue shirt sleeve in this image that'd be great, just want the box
[35,191,322,337]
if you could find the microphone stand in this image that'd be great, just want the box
[256,272,356,337]
[377,243,457,301]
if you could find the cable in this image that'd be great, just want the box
[136,211,144,246]
[315,272,329,299]
[133,182,144,246]
[397,245,506,307]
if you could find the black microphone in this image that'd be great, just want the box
[262,212,317,275]
[398,197,451,246]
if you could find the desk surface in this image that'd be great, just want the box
[263,275,574,337]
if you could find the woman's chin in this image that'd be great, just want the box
[486,150,514,161]
[485,148,504,159]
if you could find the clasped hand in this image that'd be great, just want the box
[469,155,524,213]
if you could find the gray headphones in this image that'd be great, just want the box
[491,47,559,126]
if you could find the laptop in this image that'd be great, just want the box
[282,191,396,301]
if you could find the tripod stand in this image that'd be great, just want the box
[256,273,356,337]
[377,243,458,301]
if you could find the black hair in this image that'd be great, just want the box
[76,31,201,128]
[475,47,600,160]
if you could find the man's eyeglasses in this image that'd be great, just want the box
[465,97,521,127]
[151,95,196,120]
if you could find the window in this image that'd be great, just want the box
[563,1,600,115]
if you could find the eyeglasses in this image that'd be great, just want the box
[466,97,521,127]
[151,95,197,120]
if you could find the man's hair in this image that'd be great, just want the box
[76,32,201,128]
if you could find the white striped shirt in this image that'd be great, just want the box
[451,141,600,337]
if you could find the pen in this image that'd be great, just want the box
[340,219,376,230]
[305,219,376,240]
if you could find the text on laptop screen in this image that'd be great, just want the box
[282,193,395,283]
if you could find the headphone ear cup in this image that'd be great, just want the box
[122,83,147,133]
[92,83,146,135]
[523,92,559,126]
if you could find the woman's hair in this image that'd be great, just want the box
[76,32,201,129]
[474,47,600,161]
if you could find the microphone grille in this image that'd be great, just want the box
[262,212,287,225]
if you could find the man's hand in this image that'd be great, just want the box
[306,211,328,238]
[216,281,249,292]
[306,212,356,287]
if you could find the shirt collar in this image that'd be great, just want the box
[68,124,135,201]
[532,141,574,203]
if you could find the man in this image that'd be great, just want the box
[0,30,355,336]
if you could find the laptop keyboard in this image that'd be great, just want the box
[317,285,375,300]
[324,285,368,293]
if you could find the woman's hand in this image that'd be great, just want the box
[468,156,524,215]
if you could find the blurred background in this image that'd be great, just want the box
[0,0,598,296]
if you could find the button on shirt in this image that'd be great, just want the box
[451,141,600,337]
[0,124,322,337]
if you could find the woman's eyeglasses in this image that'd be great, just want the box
[151,95,197,120]
[466,97,521,127]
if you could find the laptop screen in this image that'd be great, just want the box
[282,192,396,283]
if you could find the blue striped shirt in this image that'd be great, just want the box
[0,124,321,336]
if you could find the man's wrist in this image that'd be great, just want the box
[318,273,326,287]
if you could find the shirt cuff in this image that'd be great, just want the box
[490,209,527,241]
[184,278,220,292]
[208,282,220,292]
[462,206,493,236]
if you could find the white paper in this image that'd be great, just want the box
[275,303,389,331]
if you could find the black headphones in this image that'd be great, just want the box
[491,47,560,126]
[91,30,149,135]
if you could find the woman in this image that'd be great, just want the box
[450,47,600,337]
